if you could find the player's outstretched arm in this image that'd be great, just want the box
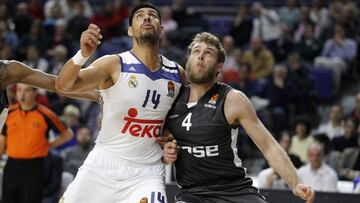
[0,60,100,101]
[224,90,315,203]
[55,24,119,93]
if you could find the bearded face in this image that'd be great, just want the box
[186,42,221,84]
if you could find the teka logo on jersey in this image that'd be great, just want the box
[121,108,163,138]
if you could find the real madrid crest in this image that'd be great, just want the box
[166,81,175,98]
[128,75,138,88]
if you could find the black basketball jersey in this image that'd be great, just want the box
[166,82,252,189]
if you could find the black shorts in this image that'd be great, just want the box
[175,185,268,203]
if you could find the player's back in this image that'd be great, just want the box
[96,51,182,165]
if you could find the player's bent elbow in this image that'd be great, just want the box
[55,78,72,93]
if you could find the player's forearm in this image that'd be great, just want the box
[264,143,299,189]
[56,59,83,92]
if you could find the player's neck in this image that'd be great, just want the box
[189,81,215,102]
[131,44,161,72]
[20,102,37,111]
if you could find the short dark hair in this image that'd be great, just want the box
[129,2,161,26]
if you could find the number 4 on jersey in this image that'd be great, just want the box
[182,113,192,131]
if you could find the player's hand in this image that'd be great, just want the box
[156,129,174,147]
[139,197,148,203]
[80,23,102,57]
[163,140,177,164]
[292,184,315,203]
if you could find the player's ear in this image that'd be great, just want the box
[160,25,164,35]
[128,27,133,37]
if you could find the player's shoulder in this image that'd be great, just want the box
[225,87,251,108]
[89,54,121,68]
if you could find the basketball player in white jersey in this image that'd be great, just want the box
[56,2,183,203]
[0,60,99,129]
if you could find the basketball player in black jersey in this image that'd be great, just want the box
[0,60,99,129]
[162,32,315,203]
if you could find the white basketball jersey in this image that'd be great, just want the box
[96,51,181,165]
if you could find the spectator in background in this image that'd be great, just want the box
[42,150,63,203]
[289,116,314,163]
[67,2,89,41]
[0,44,14,60]
[0,21,18,49]
[48,45,68,74]
[23,45,49,72]
[0,3,14,30]
[50,94,81,117]
[161,6,177,34]
[317,104,344,140]
[28,0,45,20]
[309,0,330,37]
[258,64,296,133]
[297,142,338,192]
[83,101,101,136]
[242,37,274,80]
[58,104,81,150]
[271,24,294,62]
[0,83,72,203]
[90,0,129,39]
[44,0,68,20]
[251,2,281,44]
[315,23,357,93]
[65,0,93,21]
[313,133,339,171]
[294,23,322,62]
[278,0,300,30]
[347,93,360,123]
[17,20,49,59]
[229,4,253,48]
[13,2,33,39]
[332,117,358,152]
[228,62,258,98]
[293,5,319,43]
[48,19,73,52]
[44,0,93,21]
[63,126,92,176]
[337,134,360,181]
[286,52,317,116]
[160,32,186,66]
[222,35,238,70]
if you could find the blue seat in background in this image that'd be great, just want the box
[309,67,333,101]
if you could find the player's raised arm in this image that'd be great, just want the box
[55,24,119,93]
[225,90,315,203]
